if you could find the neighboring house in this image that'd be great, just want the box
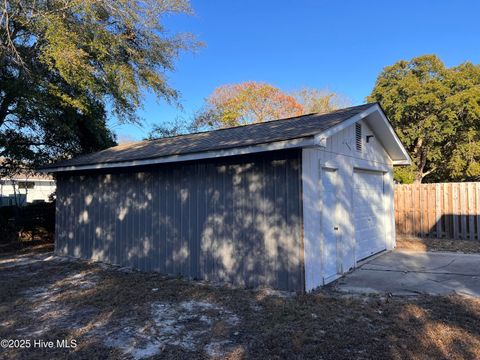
[0,173,56,206]
[41,103,410,292]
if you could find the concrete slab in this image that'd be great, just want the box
[336,250,480,297]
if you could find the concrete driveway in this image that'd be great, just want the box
[336,250,480,297]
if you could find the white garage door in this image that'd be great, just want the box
[353,170,386,261]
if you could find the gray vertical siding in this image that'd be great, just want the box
[55,150,304,291]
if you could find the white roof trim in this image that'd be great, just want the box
[42,104,411,173]
[314,104,411,165]
[314,105,379,141]
[42,137,315,173]
[392,159,411,165]
[373,104,412,165]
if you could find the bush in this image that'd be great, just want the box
[0,202,55,245]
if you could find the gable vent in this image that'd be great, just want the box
[355,123,362,151]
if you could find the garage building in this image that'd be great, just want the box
[42,103,411,292]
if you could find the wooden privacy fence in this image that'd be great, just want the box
[395,182,480,240]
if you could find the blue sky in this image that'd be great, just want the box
[113,0,480,143]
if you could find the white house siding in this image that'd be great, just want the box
[0,179,56,205]
[302,119,395,291]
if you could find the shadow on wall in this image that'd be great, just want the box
[55,150,304,291]
[309,156,391,283]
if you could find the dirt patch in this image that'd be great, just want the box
[104,300,240,359]
[1,248,480,359]
[397,237,480,253]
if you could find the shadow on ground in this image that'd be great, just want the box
[0,248,479,359]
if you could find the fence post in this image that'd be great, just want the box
[477,183,480,241]
[444,183,451,239]
[394,182,480,240]
[435,184,442,238]
[452,184,459,239]
[468,183,475,240]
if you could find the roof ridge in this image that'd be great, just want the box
[144,102,376,143]
[79,103,376,156]
[40,102,379,170]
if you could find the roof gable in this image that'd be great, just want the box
[313,103,411,165]
[41,103,410,172]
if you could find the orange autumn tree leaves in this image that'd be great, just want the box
[194,82,304,128]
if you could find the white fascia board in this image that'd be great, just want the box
[314,105,379,141]
[0,178,53,183]
[373,104,412,165]
[42,137,315,173]
[314,104,412,166]
[312,135,327,147]
[392,159,411,165]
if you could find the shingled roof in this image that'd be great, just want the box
[42,103,377,170]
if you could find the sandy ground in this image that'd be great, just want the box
[397,237,480,253]
[1,248,480,359]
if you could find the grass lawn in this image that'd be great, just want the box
[0,246,479,360]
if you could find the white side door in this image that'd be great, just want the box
[321,168,341,283]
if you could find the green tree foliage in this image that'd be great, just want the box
[0,0,195,174]
[147,117,195,139]
[368,55,480,183]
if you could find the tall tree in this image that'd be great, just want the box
[147,117,194,139]
[368,55,480,183]
[194,81,303,129]
[0,0,195,175]
[292,88,349,114]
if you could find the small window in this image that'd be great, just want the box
[18,181,35,189]
[355,123,362,151]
